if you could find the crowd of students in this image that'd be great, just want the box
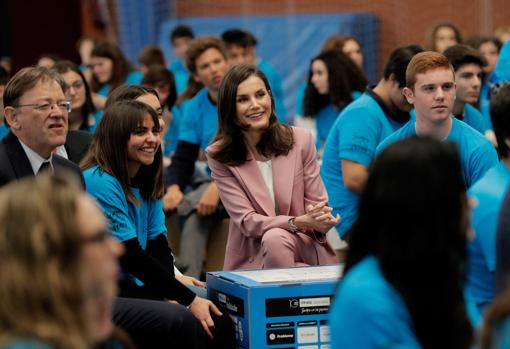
[0,21,510,348]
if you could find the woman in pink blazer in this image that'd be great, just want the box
[206,64,339,270]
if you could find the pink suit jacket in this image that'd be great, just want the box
[206,126,337,270]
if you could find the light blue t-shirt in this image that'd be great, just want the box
[377,117,498,188]
[462,103,486,134]
[84,165,166,249]
[321,91,407,237]
[169,60,189,95]
[467,162,510,313]
[178,87,218,151]
[329,256,421,349]
[97,71,144,97]
[258,59,286,123]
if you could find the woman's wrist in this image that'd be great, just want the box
[291,216,309,232]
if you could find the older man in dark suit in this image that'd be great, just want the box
[0,66,83,186]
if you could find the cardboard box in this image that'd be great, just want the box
[207,265,343,349]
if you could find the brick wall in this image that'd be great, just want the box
[174,0,510,74]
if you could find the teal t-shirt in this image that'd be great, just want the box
[377,117,498,188]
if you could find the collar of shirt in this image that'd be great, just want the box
[19,139,54,174]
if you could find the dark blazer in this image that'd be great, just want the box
[0,131,85,188]
[65,129,93,165]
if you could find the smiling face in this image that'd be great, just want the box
[4,79,68,158]
[310,59,329,95]
[404,67,456,124]
[126,113,161,177]
[236,75,272,137]
[454,63,483,104]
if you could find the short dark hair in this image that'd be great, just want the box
[303,49,367,116]
[81,100,163,204]
[105,84,159,109]
[53,60,97,128]
[185,36,228,74]
[221,29,258,48]
[443,44,487,71]
[383,45,424,87]
[346,135,472,348]
[170,25,194,43]
[3,66,65,108]
[141,65,177,110]
[138,45,166,68]
[490,82,510,159]
[209,64,294,166]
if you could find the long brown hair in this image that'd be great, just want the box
[0,174,90,349]
[81,100,164,205]
[208,64,294,166]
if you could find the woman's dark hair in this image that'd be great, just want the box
[53,60,96,129]
[105,84,159,109]
[209,64,294,166]
[141,65,177,110]
[90,41,133,93]
[345,136,472,349]
[465,35,502,52]
[303,49,367,116]
[81,100,163,205]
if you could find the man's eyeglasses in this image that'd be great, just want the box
[15,101,72,113]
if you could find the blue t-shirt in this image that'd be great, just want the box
[321,91,407,237]
[84,165,166,248]
[169,60,189,95]
[467,162,510,312]
[480,81,493,131]
[97,71,144,97]
[488,315,510,349]
[377,117,498,188]
[258,59,286,122]
[0,124,9,139]
[490,40,510,84]
[163,105,183,157]
[178,87,218,151]
[462,103,486,134]
[329,256,421,349]
[314,92,362,151]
